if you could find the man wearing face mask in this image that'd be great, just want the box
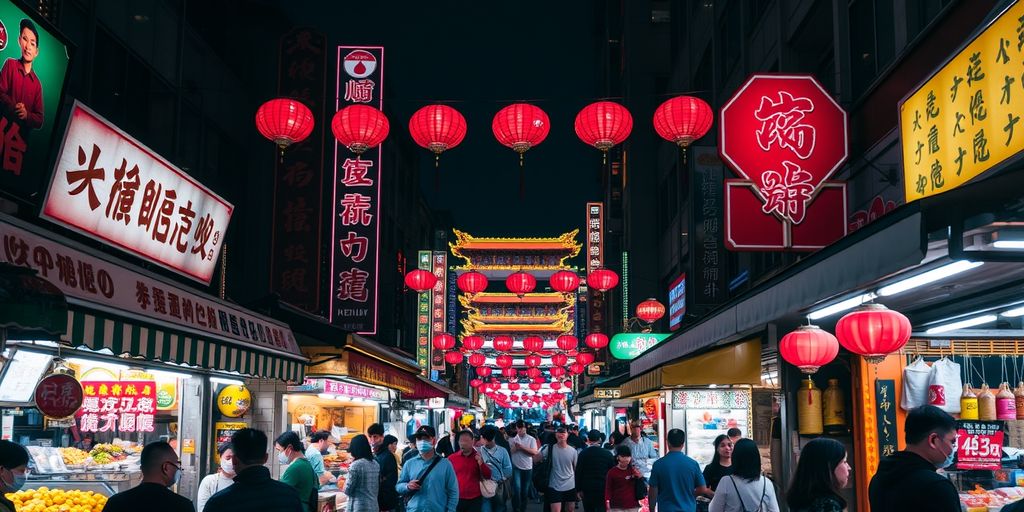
[868,405,960,512]
[275,431,318,512]
[397,426,459,512]
[0,440,29,512]
[204,428,303,512]
[102,441,195,512]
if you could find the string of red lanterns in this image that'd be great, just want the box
[778,304,912,373]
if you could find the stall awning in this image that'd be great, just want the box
[621,339,761,398]
[403,376,448,400]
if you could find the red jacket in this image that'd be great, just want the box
[605,465,642,509]
[448,449,493,499]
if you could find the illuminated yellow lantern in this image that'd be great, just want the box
[217,385,252,418]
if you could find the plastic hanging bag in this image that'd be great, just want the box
[927,357,963,413]
[902,357,931,410]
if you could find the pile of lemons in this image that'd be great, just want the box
[5,486,108,512]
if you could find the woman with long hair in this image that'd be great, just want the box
[344,434,380,512]
[708,439,779,512]
[702,435,735,491]
[785,438,849,512]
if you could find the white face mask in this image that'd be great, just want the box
[221,457,234,474]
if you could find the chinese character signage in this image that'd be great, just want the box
[330,46,383,333]
[41,102,233,283]
[667,273,685,330]
[0,0,70,200]
[900,2,1024,202]
[430,251,447,372]
[720,74,848,251]
[875,379,898,459]
[270,28,326,313]
[77,379,156,433]
[609,333,670,360]
[594,388,621,399]
[33,373,83,419]
[956,420,1004,471]
[673,389,750,409]
[586,202,605,335]
[416,251,430,375]
[690,147,729,308]
[287,378,388,401]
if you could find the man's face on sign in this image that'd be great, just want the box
[18,27,36,63]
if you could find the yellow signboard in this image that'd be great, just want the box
[901,1,1024,202]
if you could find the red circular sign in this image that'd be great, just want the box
[34,373,84,419]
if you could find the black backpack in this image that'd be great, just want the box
[532,442,555,493]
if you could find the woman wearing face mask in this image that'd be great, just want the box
[197,442,236,512]
[786,438,850,512]
[275,431,318,512]
[0,440,29,512]
[702,435,735,492]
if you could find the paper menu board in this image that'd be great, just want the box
[0,350,52,403]
[684,408,748,469]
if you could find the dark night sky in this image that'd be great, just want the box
[279,1,607,238]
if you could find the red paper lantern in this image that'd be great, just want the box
[587,268,620,292]
[332,104,390,154]
[529,382,543,391]
[549,270,581,294]
[550,381,562,391]
[502,367,518,378]
[506,271,537,297]
[475,366,493,378]
[835,304,912,364]
[462,335,485,351]
[468,353,486,367]
[585,333,609,349]
[492,103,550,155]
[256,99,315,150]
[409,104,468,155]
[563,379,573,388]
[636,298,666,323]
[556,335,578,351]
[444,351,464,365]
[533,376,546,384]
[404,269,438,292]
[496,354,514,368]
[525,355,542,368]
[778,325,839,374]
[551,353,569,366]
[432,332,456,351]
[508,382,521,391]
[574,101,633,152]
[568,362,585,375]
[523,336,545,353]
[549,366,566,378]
[526,367,542,379]
[470,378,483,388]
[577,351,595,366]
[493,335,514,352]
[653,96,713,148]
[457,271,488,295]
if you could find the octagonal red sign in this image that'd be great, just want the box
[719,74,848,225]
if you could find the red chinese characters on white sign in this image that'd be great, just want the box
[42,102,233,283]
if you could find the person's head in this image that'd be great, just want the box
[586,429,603,445]
[610,430,625,446]
[413,425,437,456]
[555,426,568,443]
[382,435,399,454]
[710,435,734,466]
[274,431,304,465]
[731,439,762,482]
[457,430,475,452]
[545,423,555,432]
[614,444,632,467]
[515,420,527,436]
[786,438,850,509]
[367,423,385,448]
[167,436,178,452]
[727,427,742,443]
[17,19,37,64]
[349,434,374,462]
[666,428,686,450]
[480,425,499,447]
[217,442,235,476]
[310,430,331,452]
[231,428,269,473]
[140,441,181,487]
[0,440,29,492]
[905,405,958,468]
[629,421,642,440]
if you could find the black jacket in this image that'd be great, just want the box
[435,434,457,458]
[868,451,959,512]
[574,445,615,496]
[376,450,400,510]
[102,482,194,512]
[204,465,304,512]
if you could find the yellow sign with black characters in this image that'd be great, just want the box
[901,1,1024,202]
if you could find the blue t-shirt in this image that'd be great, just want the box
[648,451,705,512]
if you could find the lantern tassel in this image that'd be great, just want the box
[435,154,441,194]
[519,154,525,200]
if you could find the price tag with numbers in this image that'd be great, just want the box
[956,420,1005,470]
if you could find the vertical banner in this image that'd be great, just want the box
[270,28,325,313]
[430,251,447,372]
[875,379,898,459]
[586,203,605,336]
[621,251,629,327]
[416,251,431,375]
[330,46,383,333]
[690,147,728,311]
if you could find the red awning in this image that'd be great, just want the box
[403,376,448,400]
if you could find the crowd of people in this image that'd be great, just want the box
[0,404,974,512]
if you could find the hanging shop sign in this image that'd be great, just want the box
[586,202,605,335]
[41,102,233,283]
[673,389,750,409]
[270,28,326,313]
[900,2,1024,202]
[77,378,157,433]
[720,74,848,251]
[594,388,621,399]
[287,378,388,402]
[430,251,447,372]
[330,46,384,334]
[416,251,431,374]
[346,351,416,394]
[216,384,252,418]
[33,372,83,419]
[690,147,728,309]
[667,273,685,331]
[609,333,671,360]
[956,420,1004,471]
[875,379,898,459]
[214,421,247,464]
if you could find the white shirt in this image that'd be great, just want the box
[509,434,538,470]
[197,472,235,512]
[708,475,780,512]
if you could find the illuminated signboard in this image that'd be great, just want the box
[667,273,686,330]
[610,333,671,360]
[416,251,431,375]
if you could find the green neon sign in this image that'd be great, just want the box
[609,333,671,360]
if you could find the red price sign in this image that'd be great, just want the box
[956,420,1004,470]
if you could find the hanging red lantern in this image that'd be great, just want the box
[475,366,493,378]
[778,325,839,374]
[432,332,456,351]
[652,96,713,148]
[636,299,666,323]
[523,336,545,352]
[493,335,514,352]
[255,98,315,151]
[409,104,468,158]
[550,381,562,391]
[404,269,438,292]
[568,362,585,375]
[468,353,486,367]
[492,103,550,157]
[457,271,489,295]
[587,268,620,292]
[508,382,521,391]
[585,333,609,349]
[574,101,633,156]
[332,104,390,154]
[496,354,514,368]
[556,335,578,351]
[444,351,464,365]
[835,304,912,364]
[563,379,573,388]
[526,367,542,379]
[533,376,546,384]
[461,335,485,351]
[549,270,581,294]
[502,367,518,378]
[551,353,569,366]
[506,271,537,297]
[525,355,542,368]
[549,366,566,378]
[529,382,543,391]
[577,351,595,366]
[470,378,483,388]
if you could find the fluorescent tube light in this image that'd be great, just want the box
[1002,306,1024,318]
[807,293,878,320]
[150,369,193,380]
[66,357,129,372]
[994,240,1024,249]
[877,261,983,297]
[210,376,245,386]
[317,393,335,400]
[925,314,998,334]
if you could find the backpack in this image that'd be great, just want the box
[727,475,767,512]
[532,442,554,493]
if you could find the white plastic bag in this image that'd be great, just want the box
[902,357,931,410]
[927,357,963,413]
